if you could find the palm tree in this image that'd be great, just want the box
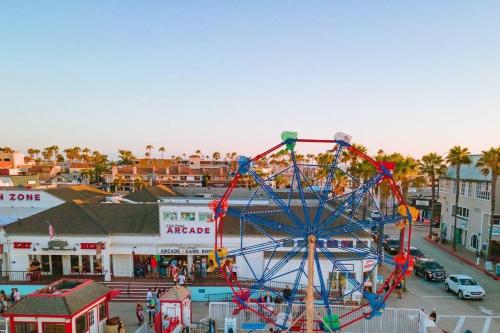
[446,146,472,251]
[419,153,448,239]
[476,147,500,258]
[146,145,154,158]
[275,174,289,189]
[212,152,221,161]
[159,147,166,159]
[195,149,202,156]
[118,149,136,166]
[27,148,36,159]
[0,147,14,153]
[42,147,54,161]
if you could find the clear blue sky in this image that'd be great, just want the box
[1,1,499,159]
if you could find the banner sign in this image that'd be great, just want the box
[157,247,212,255]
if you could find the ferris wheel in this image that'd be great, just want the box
[209,132,415,332]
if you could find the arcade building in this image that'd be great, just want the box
[1,195,376,300]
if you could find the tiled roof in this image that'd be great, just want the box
[45,185,109,201]
[124,185,182,202]
[160,285,191,301]
[4,201,160,235]
[443,155,491,181]
[5,279,111,316]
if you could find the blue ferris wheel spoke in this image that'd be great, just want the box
[318,214,401,239]
[313,250,331,315]
[317,144,344,206]
[318,245,362,291]
[290,151,312,230]
[316,173,383,231]
[260,242,306,282]
[226,236,296,258]
[227,207,302,238]
[248,169,304,229]
[282,250,308,327]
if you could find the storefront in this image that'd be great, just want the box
[3,198,372,289]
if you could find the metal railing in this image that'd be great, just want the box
[208,302,426,333]
[0,270,105,285]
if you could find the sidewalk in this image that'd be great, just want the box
[422,237,500,281]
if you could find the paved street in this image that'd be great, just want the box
[383,224,500,332]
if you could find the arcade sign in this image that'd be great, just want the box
[165,224,211,235]
[157,247,212,255]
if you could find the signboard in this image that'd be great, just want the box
[158,247,212,255]
[0,192,41,201]
[80,243,106,250]
[376,275,384,285]
[333,264,354,272]
[415,200,429,206]
[492,225,500,237]
[485,261,493,271]
[363,259,376,272]
[13,242,31,249]
[458,218,468,230]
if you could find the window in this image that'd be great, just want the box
[93,256,103,273]
[99,302,107,321]
[281,239,295,247]
[327,240,338,248]
[494,215,500,225]
[339,240,353,248]
[198,212,213,222]
[356,240,368,248]
[452,181,457,194]
[460,181,472,197]
[452,205,469,219]
[439,180,448,194]
[163,212,178,221]
[43,323,65,333]
[89,309,95,326]
[75,314,88,333]
[471,234,479,250]
[70,255,80,273]
[475,182,491,200]
[15,323,37,333]
[180,212,195,221]
[82,255,91,273]
[41,255,50,272]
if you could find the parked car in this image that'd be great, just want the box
[409,247,426,258]
[444,274,485,300]
[414,258,447,281]
[372,232,390,245]
[384,238,400,255]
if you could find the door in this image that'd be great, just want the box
[89,307,98,333]
[449,276,459,293]
[52,255,63,276]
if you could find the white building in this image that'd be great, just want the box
[438,155,500,255]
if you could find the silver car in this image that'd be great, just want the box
[444,274,485,300]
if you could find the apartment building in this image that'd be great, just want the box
[438,155,500,256]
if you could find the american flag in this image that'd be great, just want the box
[48,224,55,239]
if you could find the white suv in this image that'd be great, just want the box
[444,274,485,300]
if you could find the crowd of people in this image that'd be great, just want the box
[134,257,201,283]
[0,288,21,312]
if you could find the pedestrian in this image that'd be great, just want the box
[429,309,437,322]
[282,285,291,302]
[135,303,144,325]
[118,320,126,333]
[9,289,15,304]
[0,298,7,313]
[394,280,402,299]
[13,288,20,303]
[364,279,373,293]
[146,288,153,302]
[178,272,186,286]
[147,297,156,325]
[0,290,8,302]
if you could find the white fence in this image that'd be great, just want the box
[208,302,429,333]
[0,319,7,333]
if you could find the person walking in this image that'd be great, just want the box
[147,297,156,325]
[282,285,291,302]
[429,309,437,322]
[178,272,186,286]
[135,303,144,325]
[146,288,153,302]
[395,280,402,299]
